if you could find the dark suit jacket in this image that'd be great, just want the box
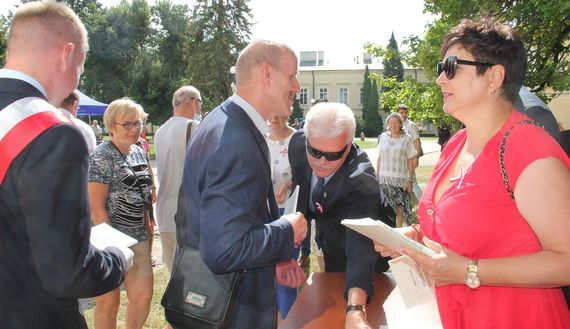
[0,78,128,329]
[289,130,393,300]
[184,98,296,329]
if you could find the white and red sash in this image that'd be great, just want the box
[0,97,70,185]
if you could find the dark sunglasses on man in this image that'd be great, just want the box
[436,55,494,80]
[306,140,348,161]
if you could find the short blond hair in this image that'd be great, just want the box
[235,40,296,85]
[8,1,88,55]
[103,98,148,136]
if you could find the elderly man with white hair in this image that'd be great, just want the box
[289,102,394,329]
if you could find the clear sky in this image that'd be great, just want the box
[1,0,435,64]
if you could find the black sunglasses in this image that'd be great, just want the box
[306,140,348,161]
[436,56,494,79]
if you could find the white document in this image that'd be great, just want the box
[383,285,442,329]
[90,223,138,250]
[340,217,436,256]
[389,255,436,308]
[283,185,299,215]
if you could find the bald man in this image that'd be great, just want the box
[0,2,132,328]
[182,40,307,328]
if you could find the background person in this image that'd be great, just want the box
[289,102,394,329]
[376,112,417,227]
[154,85,202,271]
[91,119,103,143]
[183,40,308,329]
[0,2,132,328]
[59,91,97,154]
[396,104,423,201]
[89,98,154,329]
[376,17,570,328]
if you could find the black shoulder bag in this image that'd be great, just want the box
[500,120,570,310]
[161,121,244,329]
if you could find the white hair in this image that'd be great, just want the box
[305,102,356,144]
[172,85,201,109]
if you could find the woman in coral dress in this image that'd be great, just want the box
[375,17,570,328]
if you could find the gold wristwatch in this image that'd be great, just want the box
[465,259,480,289]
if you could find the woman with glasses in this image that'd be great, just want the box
[376,112,417,228]
[88,98,154,329]
[375,17,570,328]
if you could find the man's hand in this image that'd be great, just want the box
[276,260,307,288]
[283,212,308,246]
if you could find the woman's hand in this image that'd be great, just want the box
[401,237,469,287]
[373,226,417,259]
[275,181,291,204]
[406,180,413,193]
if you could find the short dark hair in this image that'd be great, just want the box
[61,91,79,109]
[440,16,526,102]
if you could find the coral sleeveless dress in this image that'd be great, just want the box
[419,110,570,328]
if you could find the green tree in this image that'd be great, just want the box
[186,0,252,108]
[382,32,404,84]
[360,65,383,136]
[81,0,152,103]
[0,16,8,67]
[289,97,303,125]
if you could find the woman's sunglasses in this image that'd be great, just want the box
[436,56,494,79]
[306,140,348,161]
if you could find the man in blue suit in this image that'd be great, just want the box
[184,40,308,329]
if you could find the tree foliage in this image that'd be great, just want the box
[186,0,252,110]
[360,65,383,136]
[289,97,303,125]
[382,32,404,83]
[1,0,254,125]
[366,0,569,128]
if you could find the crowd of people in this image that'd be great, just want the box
[0,2,568,329]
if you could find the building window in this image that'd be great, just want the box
[339,87,349,104]
[359,87,364,105]
[319,88,328,100]
[299,88,308,105]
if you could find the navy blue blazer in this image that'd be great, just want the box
[184,99,296,329]
[289,130,393,299]
[0,78,128,329]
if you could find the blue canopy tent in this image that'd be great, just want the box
[76,89,107,118]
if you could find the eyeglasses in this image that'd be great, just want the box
[191,97,203,104]
[306,140,348,161]
[114,120,143,131]
[436,56,494,80]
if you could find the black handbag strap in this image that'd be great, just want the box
[498,119,542,199]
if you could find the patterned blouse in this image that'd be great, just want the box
[89,141,153,242]
[377,131,417,188]
[267,133,294,209]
